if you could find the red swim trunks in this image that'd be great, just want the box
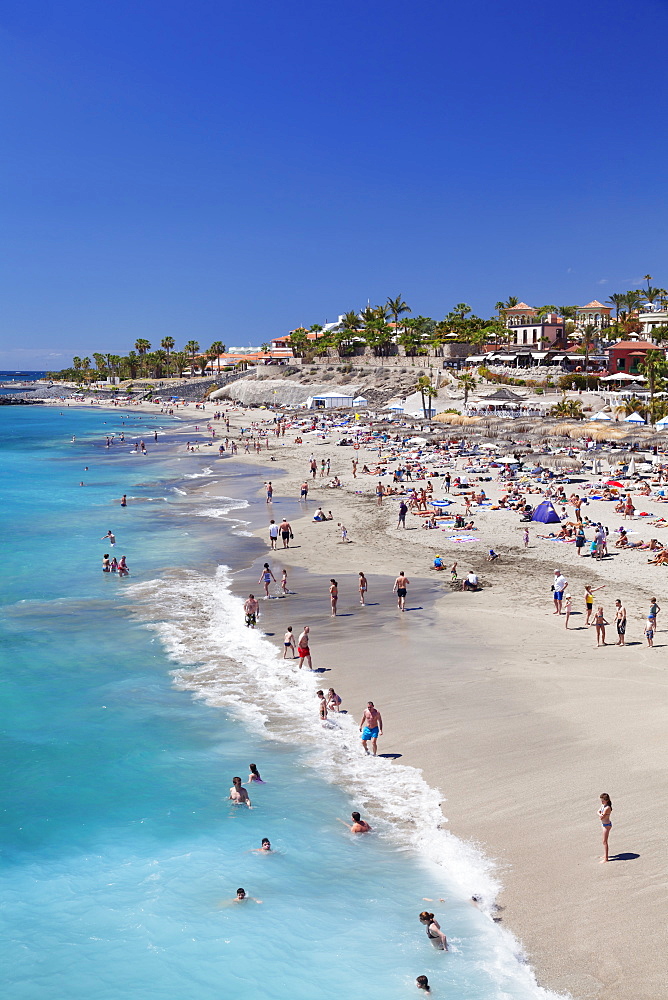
[297,647,309,657]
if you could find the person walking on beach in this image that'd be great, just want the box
[614,599,627,646]
[265,481,273,503]
[317,689,328,721]
[278,517,292,549]
[584,584,605,625]
[419,911,448,950]
[397,500,408,528]
[359,701,383,755]
[358,571,368,605]
[393,571,410,611]
[268,520,279,549]
[598,792,612,862]
[283,626,296,658]
[337,811,372,833]
[279,518,292,548]
[259,563,276,597]
[244,595,259,628]
[376,481,384,506]
[594,606,608,646]
[229,777,252,808]
[329,579,338,616]
[281,568,289,594]
[297,626,312,669]
[300,481,309,501]
[523,527,529,549]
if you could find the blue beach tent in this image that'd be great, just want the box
[531,500,561,524]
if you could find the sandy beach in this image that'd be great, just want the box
[58,396,667,999]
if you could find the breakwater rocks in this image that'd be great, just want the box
[0,396,44,405]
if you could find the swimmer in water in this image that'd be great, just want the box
[231,888,262,903]
[248,764,264,783]
[229,777,252,808]
[101,530,116,546]
[337,811,372,834]
[416,976,430,992]
[251,838,272,853]
[419,911,448,950]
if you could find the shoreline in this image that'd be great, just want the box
[61,396,666,1000]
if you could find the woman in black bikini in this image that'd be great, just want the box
[418,911,448,950]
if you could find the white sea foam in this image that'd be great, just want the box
[183,467,215,479]
[194,497,249,519]
[126,566,565,999]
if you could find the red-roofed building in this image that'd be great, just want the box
[577,300,611,329]
[504,302,537,325]
[607,340,658,374]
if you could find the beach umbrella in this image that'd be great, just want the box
[628,457,637,476]
[625,412,646,424]
[589,410,611,421]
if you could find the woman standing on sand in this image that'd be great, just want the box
[358,572,368,605]
[598,792,612,862]
[594,606,608,646]
[329,579,338,616]
[584,584,605,625]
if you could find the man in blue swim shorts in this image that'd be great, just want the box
[359,701,383,756]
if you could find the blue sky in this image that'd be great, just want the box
[1,0,667,367]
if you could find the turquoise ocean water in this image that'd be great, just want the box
[0,406,559,999]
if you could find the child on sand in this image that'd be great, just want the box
[644,616,654,647]
[564,594,572,628]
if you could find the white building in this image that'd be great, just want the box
[638,304,668,341]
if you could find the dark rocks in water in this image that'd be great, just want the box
[0,396,44,405]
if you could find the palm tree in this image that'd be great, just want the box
[161,337,175,371]
[386,295,411,336]
[624,290,643,314]
[288,327,308,358]
[452,303,472,319]
[134,339,151,375]
[549,399,584,420]
[643,286,661,306]
[456,371,477,405]
[208,341,226,375]
[606,293,626,322]
[504,296,519,309]
[184,340,200,376]
[580,324,597,372]
[644,274,653,294]
[171,351,188,378]
[416,375,437,418]
[640,349,668,425]
[92,353,106,376]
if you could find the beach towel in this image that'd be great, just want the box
[443,535,479,542]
